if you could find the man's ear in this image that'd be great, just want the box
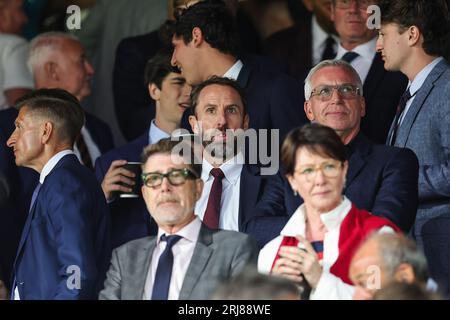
[394,263,416,284]
[304,101,315,121]
[44,62,59,81]
[188,114,200,134]
[41,121,53,144]
[360,97,366,117]
[243,113,249,130]
[408,26,421,47]
[191,27,204,47]
[149,83,161,101]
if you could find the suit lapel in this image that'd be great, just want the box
[346,134,371,188]
[363,53,385,103]
[238,165,261,230]
[395,60,447,147]
[178,225,213,299]
[127,238,156,300]
[237,63,252,89]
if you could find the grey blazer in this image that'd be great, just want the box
[389,59,450,294]
[99,223,258,300]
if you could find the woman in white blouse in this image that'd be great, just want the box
[258,124,400,299]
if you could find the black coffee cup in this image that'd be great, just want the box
[118,162,142,198]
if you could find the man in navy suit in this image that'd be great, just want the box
[95,51,191,248]
[377,0,450,294]
[247,60,419,246]
[187,77,286,244]
[0,32,115,290]
[171,0,308,143]
[7,89,110,300]
[329,0,408,144]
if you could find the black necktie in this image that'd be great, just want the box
[341,51,359,63]
[151,234,182,300]
[388,88,412,146]
[321,36,337,61]
[76,134,93,170]
[203,168,225,229]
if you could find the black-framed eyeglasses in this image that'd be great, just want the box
[141,168,199,188]
[310,84,361,101]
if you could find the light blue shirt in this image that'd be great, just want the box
[399,57,444,125]
[148,119,170,145]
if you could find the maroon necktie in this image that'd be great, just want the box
[76,134,93,170]
[203,168,225,229]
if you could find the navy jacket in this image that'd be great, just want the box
[12,154,111,299]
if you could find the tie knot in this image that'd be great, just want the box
[341,51,359,63]
[160,234,182,248]
[402,88,412,101]
[210,168,225,179]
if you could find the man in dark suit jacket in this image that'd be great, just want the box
[330,0,408,144]
[99,138,257,300]
[96,52,191,248]
[171,1,307,143]
[188,77,286,247]
[7,89,110,300]
[246,60,419,246]
[378,0,450,294]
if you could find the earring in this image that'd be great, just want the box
[293,190,298,196]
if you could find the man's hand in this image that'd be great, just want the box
[0,280,8,300]
[101,160,136,201]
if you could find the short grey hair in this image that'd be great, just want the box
[304,59,364,100]
[371,233,429,284]
[27,32,79,75]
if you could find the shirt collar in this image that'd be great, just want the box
[281,196,352,236]
[336,37,377,62]
[40,150,75,184]
[409,57,444,96]
[148,119,171,145]
[201,153,244,186]
[312,15,339,52]
[223,59,243,81]
[156,215,202,245]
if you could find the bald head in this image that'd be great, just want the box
[28,32,94,102]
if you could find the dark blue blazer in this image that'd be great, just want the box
[246,133,419,246]
[286,133,419,231]
[12,154,111,299]
[0,108,113,288]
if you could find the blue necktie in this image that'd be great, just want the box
[151,234,182,300]
[341,51,359,63]
[10,182,42,300]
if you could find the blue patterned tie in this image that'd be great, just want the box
[341,51,359,63]
[151,234,182,300]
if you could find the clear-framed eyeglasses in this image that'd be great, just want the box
[142,168,198,188]
[310,84,361,101]
[294,161,344,182]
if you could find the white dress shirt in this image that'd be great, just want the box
[258,196,394,300]
[398,57,444,125]
[14,149,75,300]
[312,15,339,65]
[335,37,377,83]
[195,154,244,231]
[223,59,243,80]
[143,217,202,300]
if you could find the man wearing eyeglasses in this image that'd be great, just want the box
[288,60,419,232]
[330,0,408,144]
[99,138,258,300]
